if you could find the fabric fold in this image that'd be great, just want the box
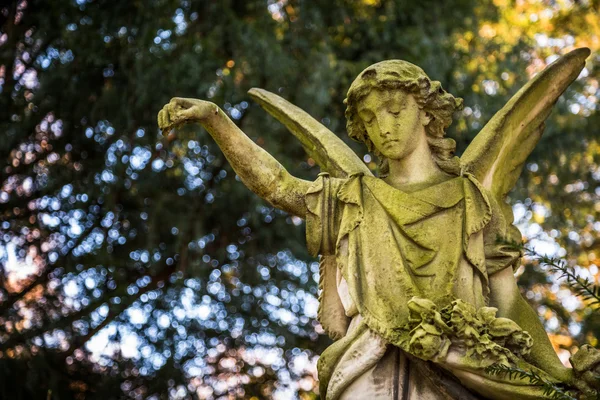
[304,173,522,396]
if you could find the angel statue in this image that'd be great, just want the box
[158,48,600,399]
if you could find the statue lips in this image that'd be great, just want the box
[382,139,399,146]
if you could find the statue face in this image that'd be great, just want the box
[358,89,429,160]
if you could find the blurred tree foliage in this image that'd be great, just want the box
[0,0,598,399]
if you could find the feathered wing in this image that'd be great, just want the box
[460,48,590,222]
[249,88,371,340]
[248,88,372,179]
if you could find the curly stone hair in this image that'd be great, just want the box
[344,60,464,176]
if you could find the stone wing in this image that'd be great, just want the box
[460,48,590,208]
[248,88,373,178]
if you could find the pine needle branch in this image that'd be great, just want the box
[523,247,600,309]
[485,364,576,400]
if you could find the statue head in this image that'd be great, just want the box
[344,60,463,175]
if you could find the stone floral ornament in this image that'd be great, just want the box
[570,345,600,394]
[393,297,533,368]
[158,48,597,399]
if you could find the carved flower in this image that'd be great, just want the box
[505,331,533,357]
[407,297,438,322]
[448,300,477,331]
[408,325,450,361]
[570,345,600,391]
[400,297,533,367]
[477,306,499,325]
[487,317,533,356]
[404,297,452,361]
[489,317,522,338]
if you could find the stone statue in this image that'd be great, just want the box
[158,48,599,399]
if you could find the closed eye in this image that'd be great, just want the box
[360,111,375,125]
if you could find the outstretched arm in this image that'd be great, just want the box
[489,267,573,383]
[158,97,310,217]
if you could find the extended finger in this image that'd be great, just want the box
[166,100,177,117]
[168,109,192,127]
[158,109,166,129]
[177,106,198,122]
[171,97,196,109]
[168,99,184,115]
[160,107,172,130]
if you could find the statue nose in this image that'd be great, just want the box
[380,129,392,137]
[375,113,394,137]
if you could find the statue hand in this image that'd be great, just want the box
[567,345,600,397]
[157,97,219,131]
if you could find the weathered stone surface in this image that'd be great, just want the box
[158,48,596,399]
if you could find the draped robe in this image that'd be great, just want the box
[305,172,548,400]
